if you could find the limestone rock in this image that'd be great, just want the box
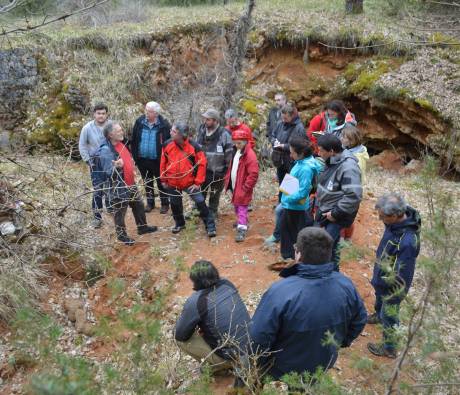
[0,49,37,131]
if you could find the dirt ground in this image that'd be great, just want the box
[94,194,390,393]
[1,194,394,394]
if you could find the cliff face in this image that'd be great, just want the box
[2,26,459,171]
[0,49,37,144]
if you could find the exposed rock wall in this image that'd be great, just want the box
[0,49,37,132]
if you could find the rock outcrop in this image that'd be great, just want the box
[0,49,37,132]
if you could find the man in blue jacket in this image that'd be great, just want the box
[250,227,367,380]
[131,102,171,214]
[367,193,421,358]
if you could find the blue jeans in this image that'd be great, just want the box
[90,164,110,220]
[375,288,400,352]
[272,203,283,241]
[316,221,342,271]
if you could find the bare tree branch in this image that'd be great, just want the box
[0,0,26,14]
[0,0,110,36]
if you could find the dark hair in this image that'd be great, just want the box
[317,134,343,153]
[324,100,347,125]
[296,227,333,264]
[93,102,108,113]
[289,136,312,158]
[341,125,362,148]
[189,260,220,291]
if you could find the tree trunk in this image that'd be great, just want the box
[220,0,256,114]
[345,0,363,14]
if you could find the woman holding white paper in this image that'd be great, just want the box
[279,137,323,260]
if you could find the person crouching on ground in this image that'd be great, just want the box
[225,129,259,242]
[98,122,158,245]
[175,260,251,375]
[160,122,217,237]
[279,137,322,261]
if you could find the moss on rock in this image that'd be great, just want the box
[27,86,82,150]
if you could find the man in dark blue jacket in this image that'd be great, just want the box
[368,193,421,358]
[250,227,367,380]
[175,260,251,373]
[131,102,171,213]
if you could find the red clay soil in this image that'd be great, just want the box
[101,195,390,394]
[1,195,394,394]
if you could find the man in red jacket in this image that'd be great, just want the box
[225,129,259,242]
[160,122,216,237]
[224,109,255,149]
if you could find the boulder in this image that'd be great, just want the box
[368,150,404,171]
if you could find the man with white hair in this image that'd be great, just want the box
[131,101,171,214]
[367,192,421,358]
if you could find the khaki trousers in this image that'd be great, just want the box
[177,332,232,373]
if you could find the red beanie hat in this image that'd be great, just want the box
[232,129,251,141]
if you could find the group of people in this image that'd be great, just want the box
[79,102,258,244]
[78,95,421,386]
[176,190,421,385]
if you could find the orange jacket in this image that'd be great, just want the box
[160,139,207,190]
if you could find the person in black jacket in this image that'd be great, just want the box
[130,102,171,214]
[196,108,233,218]
[266,92,286,140]
[175,260,251,373]
[270,102,308,202]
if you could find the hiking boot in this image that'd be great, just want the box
[235,228,247,242]
[159,205,169,214]
[172,225,186,234]
[267,257,294,271]
[138,225,158,235]
[207,228,217,238]
[264,234,279,245]
[117,234,135,246]
[367,312,381,324]
[145,204,154,213]
[92,218,103,229]
[367,342,397,359]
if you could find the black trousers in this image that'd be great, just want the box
[112,186,147,237]
[137,158,169,208]
[165,186,216,231]
[201,174,225,215]
[280,209,313,259]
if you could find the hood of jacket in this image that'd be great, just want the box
[347,145,367,156]
[328,149,359,166]
[386,206,421,237]
[279,262,335,279]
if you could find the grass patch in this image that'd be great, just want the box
[340,240,372,262]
